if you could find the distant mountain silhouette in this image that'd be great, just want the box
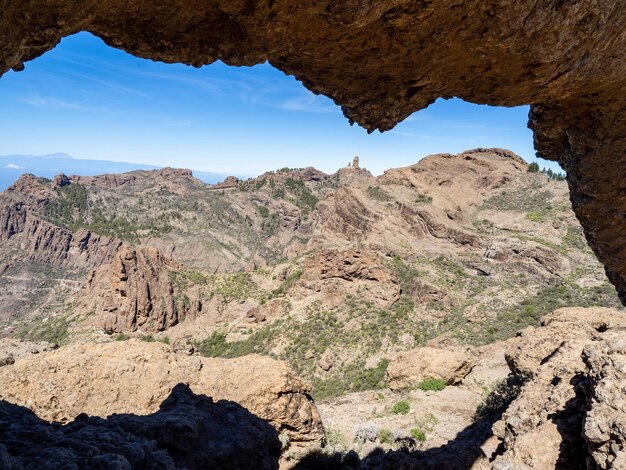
[0,153,237,190]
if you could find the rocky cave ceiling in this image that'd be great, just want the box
[1,0,625,300]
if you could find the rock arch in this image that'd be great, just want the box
[2,0,625,299]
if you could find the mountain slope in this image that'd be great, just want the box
[0,148,620,399]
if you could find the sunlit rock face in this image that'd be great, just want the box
[1,0,625,300]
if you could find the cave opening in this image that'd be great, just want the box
[1,3,625,468]
[0,31,562,186]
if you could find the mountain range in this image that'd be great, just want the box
[0,153,237,191]
[0,147,622,467]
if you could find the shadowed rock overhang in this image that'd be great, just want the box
[2,0,625,300]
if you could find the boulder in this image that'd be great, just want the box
[0,340,324,449]
[491,307,626,468]
[0,383,281,469]
[386,346,474,391]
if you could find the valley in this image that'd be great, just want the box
[0,148,622,468]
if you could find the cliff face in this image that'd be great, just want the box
[76,245,188,333]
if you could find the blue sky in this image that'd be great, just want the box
[0,32,561,177]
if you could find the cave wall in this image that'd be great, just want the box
[2,0,625,299]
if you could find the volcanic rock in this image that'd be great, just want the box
[0,383,281,469]
[76,245,189,333]
[1,0,625,300]
[491,307,626,468]
[0,340,324,448]
[210,176,240,190]
[582,332,626,469]
[300,249,400,308]
[386,346,475,391]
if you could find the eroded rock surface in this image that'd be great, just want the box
[386,346,474,391]
[0,383,281,470]
[75,245,189,333]
[0,340,324,449]
[582,332,626,469]
[300,249,400,309]
[491,307,626,468]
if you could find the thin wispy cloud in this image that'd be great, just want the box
[392,131,433,139]
[20,95,84,110]
[278,93,337,114]
[404,112,486,129]
[71,72,152,99]
[5,163,24,169]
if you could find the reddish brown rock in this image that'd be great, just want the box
[76,245,190,333]
[0,0,624,299]
[300,249,400,308]
[210,176,240,190]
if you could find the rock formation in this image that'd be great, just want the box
[76,245,189,333]
[386,346,474,391]
[1,0,624,300]
[0,383,281,469]
[300,249,400,308]
[582,331,626,468]
[0,340,324,449]
[210,176,240,190]
[491,307,626,468]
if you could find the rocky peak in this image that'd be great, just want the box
[210,175,240,190]
[52,173,70,188]
[76,245,187,333]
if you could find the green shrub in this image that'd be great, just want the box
[367,186,391,202]
[270,270,302,298]
[16,315,72,345]
[324,429,346,449]
[527,162,540,173]
[415,194,433,204]
[139,334,155,342]
[418,378,446,392]
[526,208,551,223]
[311,358,390,401]
[410,428,427,442]
[195,327,276,359]
[378,428,393,444]
[113,333,131,341]
[392,400,410,415]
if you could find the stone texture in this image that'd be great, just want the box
[300,249,400,308]
[0,383,281,470]
[0,338,57,363]
[75,245,190,333]
[582,332,626,469]
[386,346,475,391]
[1,0,624,299]
[0,340,324,448]
[491,307,626,468]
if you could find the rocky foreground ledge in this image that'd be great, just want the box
[0,341,324,464]
[1,308,626,468]
[0,383,281,469]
